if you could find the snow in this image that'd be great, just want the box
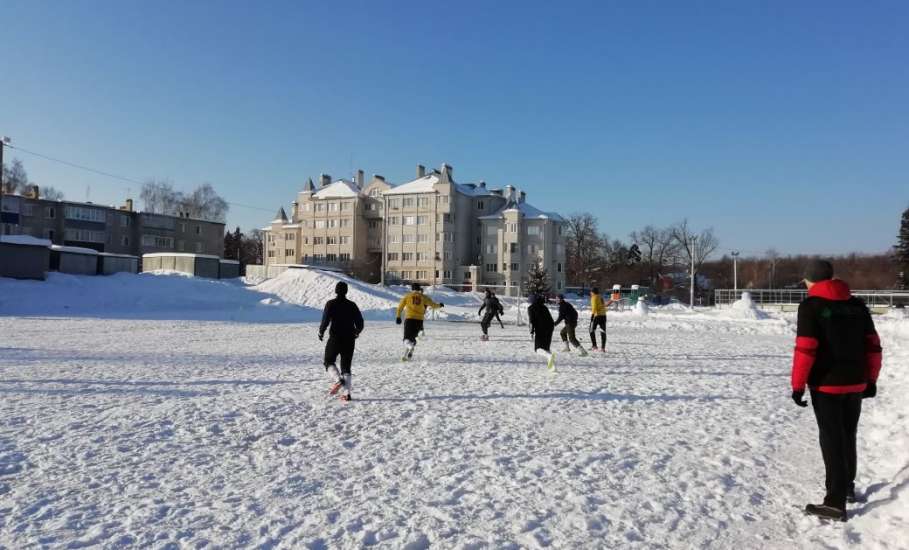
[143,252,221,260]
[721,291,770,320]
[0,235,51,247]
[382,174,440,195]
[1,272,907,548]
[313,179,361,199]
[479,200,564,221]
[50,244,99,255]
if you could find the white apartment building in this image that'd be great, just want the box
[263,163,565,293]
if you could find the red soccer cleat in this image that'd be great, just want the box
[329,381,344,395]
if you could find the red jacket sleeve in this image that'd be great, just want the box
[865,332,883,383]
[792,336,818,391]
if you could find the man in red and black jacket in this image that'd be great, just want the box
[791,260,883,522]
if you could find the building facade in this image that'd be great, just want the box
[263,163,566,293]
[1,189,225,258]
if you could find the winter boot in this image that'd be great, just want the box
[562,342,571,352]
[402,340,415,361]
[804,504,847,522]
[326,364,343,395]
[576,345,588,357]
[339,373,352,401]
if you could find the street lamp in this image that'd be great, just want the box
[731,251,740,295]
[689,235,697,308]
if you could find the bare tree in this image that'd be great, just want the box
[140,180,229,222]
[140,179,180,215]
[765,248,780,289]
[40,186,65,200]
[2,159,28,194]
[565,213,603,285]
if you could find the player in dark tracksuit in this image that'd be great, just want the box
[527,293,556,370]
[790,260,883,522]
[554,294,587,356]
[478,289,500,340]
[318,281,364,402]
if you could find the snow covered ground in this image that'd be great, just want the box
[0,272,907,548]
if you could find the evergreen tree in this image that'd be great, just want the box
[896,205,909,289]
[525,257,551,297]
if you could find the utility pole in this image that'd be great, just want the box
[690,235,697,308]
[0,136,8,236]
[731,251,740,294]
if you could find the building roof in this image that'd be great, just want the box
[303,178,316,192]
[272,206,289,223]
[478,198,565,222]
[382,174,440,195]
[313,179,361,199]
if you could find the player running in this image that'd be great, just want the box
[589,287,615,352]
[527,293,556,371]
[395,283,444,361]
[318,281,364,402]
[554,294,588,356]
[478,289,502,340]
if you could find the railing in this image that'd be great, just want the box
[714,289,909,308]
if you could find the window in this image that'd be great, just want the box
[341,202,351,211]
[444,270,451,279]
[527,244,537,255]
[302,236,309,244]
[509,223,517,233]
[389,234,399,244]
[315,203,324,212]
[512,263,519,271]
[402,234,416,243]
[558,263,562,273]
[22,204,34,216]
[326,253,337,262]
[388,199,400,209]
[180,222,187,233]
[285,233,295,240]
[401,270,413,279]
[315,220,326,229]
[339,236,350,244]
[464,271,472,280]
[140,234,174,248]
[368,220,380,229]
[267,234,274,242]
[65,206,106,223]
[510,243,517,253]
[486,244,497,254]
[387,252,399,261]
[388,216,399,225]
[416,270,428,280]
[177,240,185,251]
[416,252,429,261]
[340,219,350,228]
[122,236,130,246]
[326,236,337,245]
[64,229,106,243]
[402,252,414,261]
[438,196,449,206]
[194,226,201,235]
[415,215,426,225]
[404,216,416,225]
[313,237,324,245]
[268,250,275,258]
[327,219,337,229]
[46,207,56,219]
[285,249,294,256]
[444,250,452,260]
[527,226,541,236]
[339,253,350,261]
[417,234,428,243]
[557,281,563,290]
[370,188,380,197]
[418,197,430,207]
[328,203,338,212]
[485,264,498,273]
[558,225,563,236]
[477,201,485,210]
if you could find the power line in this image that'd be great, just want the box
[6,143,276,213]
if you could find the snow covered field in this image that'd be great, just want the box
[0,272,907,548]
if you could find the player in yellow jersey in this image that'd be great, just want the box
[395,283,444,361]
[589,287,617,352]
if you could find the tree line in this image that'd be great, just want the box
[140,180,228,223]
[1,158,65,200]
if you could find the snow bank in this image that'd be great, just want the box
[721,292,769,320]
[253,269,402,319]
[0,235,51,247]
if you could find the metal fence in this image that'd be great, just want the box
[714,289,909,308]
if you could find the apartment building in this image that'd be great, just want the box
[1,188,225,257]
[263,163,566,293]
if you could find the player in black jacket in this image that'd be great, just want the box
[527,293,556,370]
[318,281,365,402]
[554,294,588,356]
[478,289,500,340]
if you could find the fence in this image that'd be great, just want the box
[714,289,909,308]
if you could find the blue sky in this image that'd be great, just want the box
[1,0,907,256]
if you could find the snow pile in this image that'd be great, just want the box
[0,235,51,247]
[0,271,318,321]
[723,291,769,320]
[633,297,649,316]
[253,268,402,319]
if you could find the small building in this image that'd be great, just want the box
[0,235,51,280]
[50,245,99,275]
[98,253,139,275]
[142,252,221,279]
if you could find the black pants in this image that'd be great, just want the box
[403,319,424,345]
[324,337,355,375]
[480,312,496,335]
[589,315,607,349]
[810,390,862,509]
[534,328,553,352]
[560,323,581,346]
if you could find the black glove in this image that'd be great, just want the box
[395,317,402,325]
[792,390,808,407]
[318,332,324,341]
[863,382,877,399]
[439,302,444,307]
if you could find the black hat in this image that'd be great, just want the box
[411,282,422,292]
[591,287,600,294]
[335,281,348,296]
[557,293,565,300]
[804,259,834,283]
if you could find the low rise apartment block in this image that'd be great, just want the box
[1,188,225,258]
[263,163,566,294]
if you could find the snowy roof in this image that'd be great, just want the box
[382,174,440,195]
[272,207,289,223]
[219,259,240,264]
[478,199,565,222]
[51,244,99,255]
[98,252,139,259]
[143,252,221,260]
[0,235,52,247]
[313,179,361,199]
[455,183,499,197]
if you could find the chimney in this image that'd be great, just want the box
[417,164,426,178]
[479,181,486,189]
[519,191,526,204]
[373,174,385,182]
[356,169,365,188]
[505,184,515,199]
[440,163,453,184]
[320,173,331,188]
[26,185,40,199]
[125,198,134,212]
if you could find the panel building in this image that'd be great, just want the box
[263,163,565,294]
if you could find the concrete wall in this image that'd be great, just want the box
[0,243,49,280]
[57,251,98,275]
[142,254,221,279]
